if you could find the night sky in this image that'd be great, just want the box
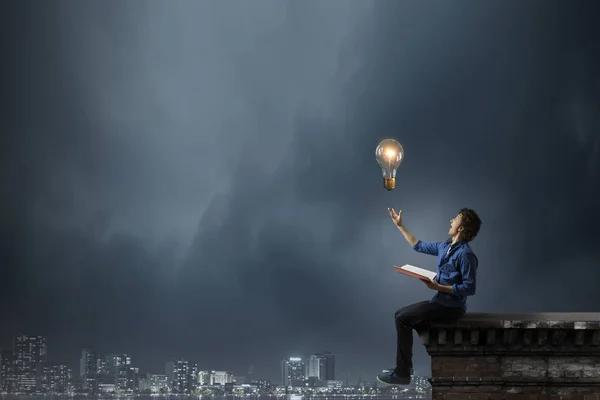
[1,0,600,384]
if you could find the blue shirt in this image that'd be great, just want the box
[412,239,477,310]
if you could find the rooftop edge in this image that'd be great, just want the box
[425,312,600,330]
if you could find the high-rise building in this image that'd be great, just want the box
[95,355,111,385]
[210,371,233,385]
[0,350,17,393]
[39,364,50,393]
[48,364,71,393]
[165,359,188,393]
[79,349,97,392]
[307,352,335,381]
[281,357,305,387]
[187,363,198,391]
[307,356,319,379]
[148,374,169,393]
[140,373,169,393]
[165,361,174,387]
[14,335,47,393]
[95,355,115,392]
[112,354,131,391]
[94,353,132,392]
[126,367,138,391]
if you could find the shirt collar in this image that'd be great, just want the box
[447,239,467,249]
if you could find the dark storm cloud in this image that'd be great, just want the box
[0,0,375,378]
[1,0,599,383]
[181,0,600,378]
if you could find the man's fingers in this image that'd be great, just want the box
[388,207,403,223]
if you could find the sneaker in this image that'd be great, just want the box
[382,366,413,374]
[376,368,411,385]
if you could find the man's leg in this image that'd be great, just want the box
[378,301,464,385]
[395,301,446,372]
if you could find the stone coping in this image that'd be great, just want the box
[424,312,600,330]
[420,313,600,396]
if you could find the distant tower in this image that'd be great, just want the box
[79,349,97,392]
[0,350,17,392]
[246,365,254,382]
[165,359,188,393]
[307,352,335,380]
[14,335,47,393]
[281,357,305,387]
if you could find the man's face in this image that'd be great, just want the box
[448,213,463,237]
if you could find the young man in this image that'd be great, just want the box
[377,207,482,385]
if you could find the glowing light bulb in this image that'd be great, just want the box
[375,138,405,190]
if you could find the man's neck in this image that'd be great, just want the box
[451,235,463,244]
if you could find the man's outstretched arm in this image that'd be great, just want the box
[396,224,419,247]
[388,207,439,256]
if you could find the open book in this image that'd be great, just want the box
[393,264,436,281]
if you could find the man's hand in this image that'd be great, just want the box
[420,278,440,291]
[388,207,419,247]
[388,207,403,227]
[420,278,454,294]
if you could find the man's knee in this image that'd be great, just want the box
[394,306,414,326]
[394,301,430,326]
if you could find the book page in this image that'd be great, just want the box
[396,264,437,281]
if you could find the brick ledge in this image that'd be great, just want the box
[430,377,600,385]
[427,312,600,329]
[421,312,600,396]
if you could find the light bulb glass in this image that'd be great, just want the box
[375,138,404,190]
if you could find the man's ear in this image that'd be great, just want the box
[458,226,464,232]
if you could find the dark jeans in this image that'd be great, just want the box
[395,300,465,369]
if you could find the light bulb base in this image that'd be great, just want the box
[383,177,396,190]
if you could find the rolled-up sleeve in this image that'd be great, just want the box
[412,240,441,256]
[452,252,478,297]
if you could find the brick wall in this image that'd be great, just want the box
[417,313,600,400]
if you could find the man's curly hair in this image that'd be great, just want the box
[459,208,482,242]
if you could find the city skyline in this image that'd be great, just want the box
[1,334,346,387]
[2,0,600,386]
[0,334,432,395]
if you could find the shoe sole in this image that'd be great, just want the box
[376,376,410,386]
